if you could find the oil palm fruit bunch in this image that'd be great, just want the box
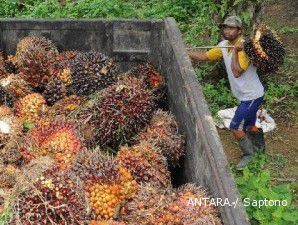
[21,119,83,169]
[4,55,18,74]
[73,150,137,220]
[89,220,127,225]
[49,95,86,118]
[14,93,47,123]
[0,138,23,165]
[120,184,172,225]
[121,184,222,225]
[0,85,15,108]
[0,74,32,99]
[0,164,21,188]
[51,50,78,85]
[116,141,171,188]
[244,24,285,74]
[15,36,59,87]
[123,63,166,100]
[42,78,67,106]
[135,110,185,167]
[68,51,119,96]
[77,76,156,149]
[152,184,222,225]
[13,169,89,225]
[83,158,137,220]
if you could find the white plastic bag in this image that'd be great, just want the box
[215,107,276,132]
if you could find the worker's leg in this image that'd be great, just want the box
[244,96,265,152]
[230,101,256,170]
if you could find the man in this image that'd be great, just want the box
[188,16,265,170]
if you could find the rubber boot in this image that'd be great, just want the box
[236,135,255,170]
[247,128,265,153]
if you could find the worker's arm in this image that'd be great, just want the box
[188,51,209,61]
[188,46,223,62]
[231,42,249,78]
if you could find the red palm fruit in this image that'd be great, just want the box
[135,109,185,167]
[15,36,59,87]
[116,141,171,188]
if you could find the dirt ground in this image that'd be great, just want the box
[218,0,298,183]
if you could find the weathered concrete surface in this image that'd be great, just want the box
[0,18,249,225]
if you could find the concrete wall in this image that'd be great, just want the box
[0,18,250,225]
[160,18,250,225]
[0,18,163,71]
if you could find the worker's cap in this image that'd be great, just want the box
[219,16,242,28]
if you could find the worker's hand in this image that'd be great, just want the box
[234,42,244,52]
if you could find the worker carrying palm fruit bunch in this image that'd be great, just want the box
[188,16,278,170]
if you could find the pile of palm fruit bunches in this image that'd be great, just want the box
[0,36,223,225]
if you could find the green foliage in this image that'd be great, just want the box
[233,155,298,225]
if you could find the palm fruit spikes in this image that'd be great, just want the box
[42,78,67,106]
[77,76,156,149]
[120,184,172,225]
[68,51,119,96]
[21,119,83,169]
[116,141,171,188]
[14,93,47,123]
[0,74,32,98]
[0,164,21,188]
[121,184,222,225]
[48,95,86,118]
[15,36,59,87]
[135,110,185,167]
[13,170,89,225]
[155,183,222,225]
[50,50,78,85]
[244,23,285,74]
[123,63,165,95]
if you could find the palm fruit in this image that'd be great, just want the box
[15,36,59,87]
[135,110,185,167]
[0,86,14,107]
[121,184,222,225]
[14,93,47,123]
[51,50,78,85]
[122,63,166,99]
[21,119,83,169]
[68,51,119,96]
[120,184,172,225]
[4,55,18,74]
[42,78,67,106]
[0,112,22,149]
[77,76,156,149]
[116,141,171,187]
[85,166,138,221]
[244,24,285,74]
[154,184,222,225]
[48,95,86,118]
[0,139,23,165]
[89,220,127,225]
[0,74,32,98]
[13,169,89,225]
[0,164,21,188]
[73,151,138,220]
